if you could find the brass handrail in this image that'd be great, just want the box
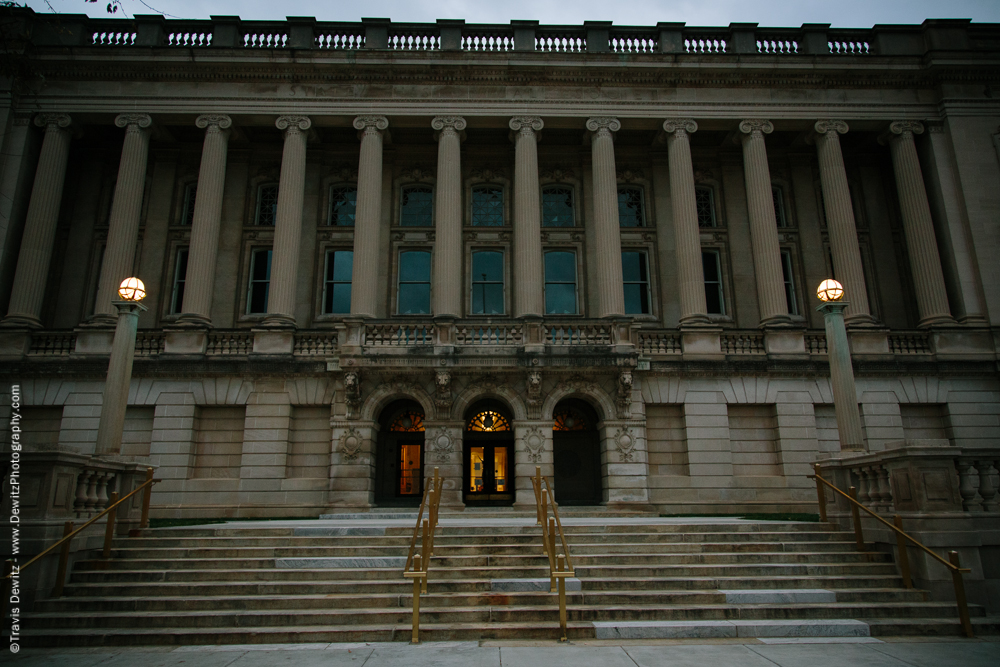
[810,463,974,638]
[402,467,443,644]
[3,467,160,597]
[531,466,576,641]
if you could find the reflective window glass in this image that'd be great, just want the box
[247,249,272,313]
[323,250,353,314]
[398,251,431,314]
[622,251,650,315]
[329,186,357,226]
[472,186,504,226]
[471,251,504,315]
[702,250,725,315]
[255,184,279,226]
[542,186,574,227]
[544,251,577,315]
[400,186,433,227]
[695,186,716,228]
[617,186,645,227]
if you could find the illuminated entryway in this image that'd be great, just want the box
[553,399,602,505]
[374,400,425,506]
[463,399,515,506]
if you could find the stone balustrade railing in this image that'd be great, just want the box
[18,11,987,57]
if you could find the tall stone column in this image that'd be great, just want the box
[92,113,152,324]
[350,115,389,318]
[431,116,466,318]
[263,115,310,328]
[510,116,544,318]
[883,121,954,327]
[813,120,874,326]
[2,113,73,328]
[662,119,709,326]
[739,119,789,326]
[177,114,232,327]
[587,117,625,318]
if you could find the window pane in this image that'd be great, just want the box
[399,251,431,282]
[622,251,649,315]
[181,184,197,226]
[256,185,278,226]
[327,284,352,314]
[472,251,503,282]
[772,187,786,227]
[171,248,188,314]
[542,187,574,227]
[324,250,353,314]
[328,250,354,282]
[621,251,643,282]
[545,284,577,315]
[251,249,271,281]
[472,187,504,226]
[624,284,649,315]
[544,252,576,283]
[330,186,357,226]
[248,249,271,314]
[702,251,723,315]
[781,250,797,315]
[695,187,715,228]
[398,284,430,314]
[472,284,504,315]
[400,186,433,227]
[617,187,644,227]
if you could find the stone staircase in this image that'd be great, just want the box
[21,516,999,646]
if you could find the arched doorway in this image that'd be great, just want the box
[374,400,425,507]
[463,399,515,506]
[553,398,602,505]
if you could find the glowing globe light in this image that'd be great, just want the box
[118,277,146,302]
[816,279,844,302]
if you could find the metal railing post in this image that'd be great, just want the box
[948,551,974,638]
[411,553,422,644]
[814,463,827,522]
[534,467,543,525]
[557,554,568,642]
[893,514,912,588]
[421,519,430,594]
[52,521,74,598]
[849,486,864,550]
[103,491,119,559]
[140,467,154,529]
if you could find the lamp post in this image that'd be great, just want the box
[94,278,147,456]
[817,279,865,452]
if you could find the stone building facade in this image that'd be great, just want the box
[1,11,998,520]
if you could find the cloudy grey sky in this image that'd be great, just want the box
[22,0,1000,27]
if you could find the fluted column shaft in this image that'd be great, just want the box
[814,120,873,325]
[663,119,709,326]
[821,302,865,451]
[885,121,953,326]
[587,117,625,318]
[3,114,73,328]
[179,115,232,326]
[510,116,544,318]
[739,119,789,326]
[264,115,310,327]
[93,113,152,322]
[432,116,466,318]
[95,301,145,455]
[350,116,388,318]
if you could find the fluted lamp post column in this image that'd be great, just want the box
[817,279,865,452]
[95,277,147,455]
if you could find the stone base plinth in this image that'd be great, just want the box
[0,331,31,357]
[764,329,806,358]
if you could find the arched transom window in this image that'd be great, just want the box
[467,410,511,432]
[389,409,425,432]
[553,405,594,431]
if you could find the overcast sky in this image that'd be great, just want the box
[22,0,1000,27]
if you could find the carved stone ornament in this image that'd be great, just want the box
[401,165,434,181]
[435,370,452,410]
[276,115,312,133]
[541,165,576,181]
[196,114,233,130]
[889,120,925,137]
[471,166,507,181]
[509,116,544,133]
[338,427,365,463]
[429,426,455,462]
[738,119,774,136]
[662,118,698,136]
[617,370,633,419]
[521,425,545,463]
[526,371,542,410]
[586,117,621,133]
[343,371,362,419]
[353,115,389,132]
[614,426,637,462]
[617,165,645,182]
[431,116,468,132]
[475,374,502,391]
[813,119,848,136]
[114,113,153,129]
[383,374,420,396]
[556,376,601,400]
[34,113,72,129]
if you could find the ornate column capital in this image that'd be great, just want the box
[814,119,849,136]
[276,115,312,134]
[114,113,152,130]
[662,118,698,136]
[889,120,925,137]
[509,116,543,133]
[431,115,467,132]
[586,116,621,135]
[196,114,233,130]
[353,115,389,133]
[33,113,72,130]
[738,119,774,136]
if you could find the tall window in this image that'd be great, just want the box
[781,249,799,315]
[247,249,272,314]
[695,186,716,228]
[471,250,504,315]
[180,184,197,226]
[255,184,279,226]
[622,251,650,315]
[400,186,433,226]
[542,186,574,227]
[397,250,431,315]
[328,186,357,226]
[323,250,353,314]
[544,251,577,315]
[772,186,788,228]
[617,186,645,227]
[170,247,189,314]
[702,250,725,315]
[471,186,504,226]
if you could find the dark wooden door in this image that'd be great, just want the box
[553,430,601,505]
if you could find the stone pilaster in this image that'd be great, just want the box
[330,420,377,508]
[662,119,709,326]
[813,120,874,325]
[350,115,388,318]
[177,114,232,327]
[263,115,310,328]
[738,119,789,326]
[600,420,650,506]
[587,117,625,318]
[2,113,73,329]
[883,121,955,327]
[431,116,466,318]
[92,113,152,324]
[423,422,465,508]
[513,421,552,506]
[510,116,544,318]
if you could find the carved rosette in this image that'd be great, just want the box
[343,371,362,419]
[521,425,545,464]
[34,113,72,130]
[338,427,365,463]
[613,426,637,462]
[814,119,849,136]
[435,370,452,411]
[616,370,633,420]
[662,118,698,137]
[196,114,233,132]
[429,426,455,463]
[509,115,544,138]
[431,116,467,135]
[889,120,925,138]
[738,119,774,136]
[276,115,311,135]
[114,113,153,132]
